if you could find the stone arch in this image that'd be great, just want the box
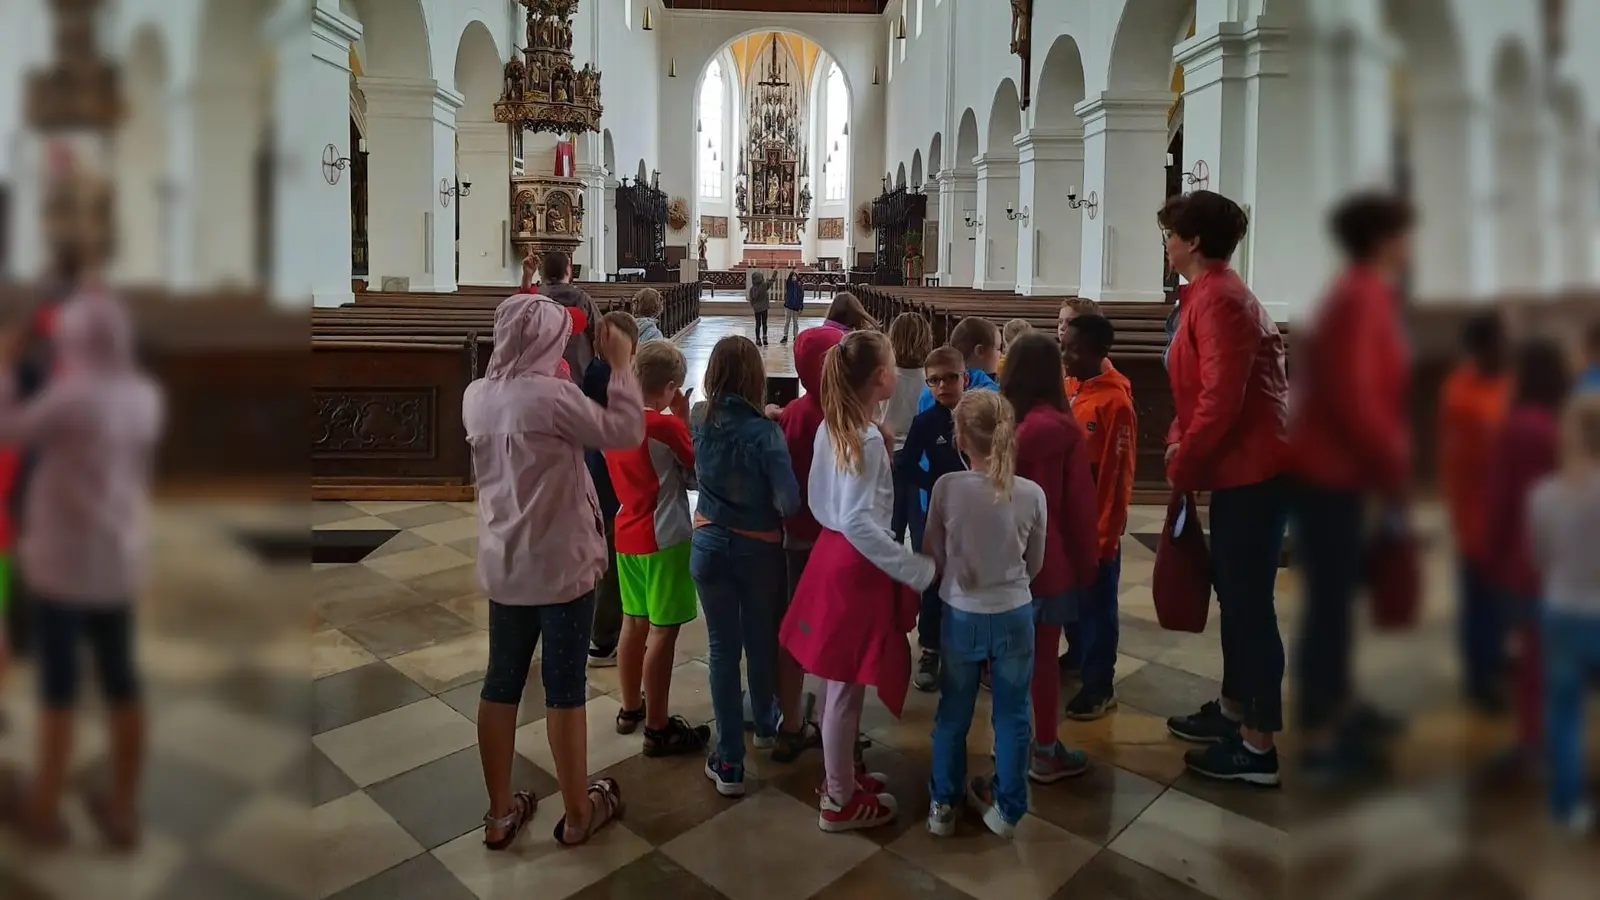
[987,79,1023,157]
[928,133,943,176]
[1035,34,1086,132]
[194,0,275,288]
[115,24,169,284]
[603,129,617,177]
[454,19,506,286]
[910,150,923,191]
[1107,0,1197,92]
[1492,38,1540,293]
[447,7,509,82]
[346,0,432,79]
[956,108,979,171]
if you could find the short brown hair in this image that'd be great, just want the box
[703,335,766,409]
[632,287,663,318]
[634,339,686,394]
[540,250,571,284]
[888,312,934,368]
[825,292,877,331]
[601,310,639,346]
[949,317,999,362]
[924,345,965,372]
[1157,190,1249,261]
[1062,297,1102,318]
[1329,192,1415,261]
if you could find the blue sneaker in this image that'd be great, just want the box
[704,753,746,797]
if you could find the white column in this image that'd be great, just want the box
[1533,111,1565,293]
[429,84,463,291]
[1492,106,1542,296]
[1174,22,1250,200]
[300,5,360,307]
[1406,88,1477,302]
[456,121,512,287]
[1307,24,1394,210]
[974,153,1020,291]
[162,89,199,290]
[1075,92,1171,303]
[937,168,976,287]
[363,76,442,291]
[1235,19,1309,322]
[1559,126,1598,288]
[575,160,608,281]
[604,176,619,276]
[1014,129,1083,295]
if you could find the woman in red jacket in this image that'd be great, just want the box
[1288,193,1414,784]
[999,334,1099,783]
[1158,191,1291,786]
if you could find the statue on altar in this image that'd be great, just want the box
[766,176,780,207]
[1010,0,1031,55]
[504,57,525,101]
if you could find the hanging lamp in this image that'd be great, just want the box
[871,65,880,85]
[843,121,849,136]
[894,14,906,40]
[642,6,654,30]
[669,57,678,77]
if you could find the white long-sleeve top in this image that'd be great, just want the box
[808,424,936,591]
[924,472,1047,615]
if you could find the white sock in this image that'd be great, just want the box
[1243,738,1273,755]
[1218,701,1241,722]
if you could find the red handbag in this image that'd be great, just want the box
[1367,509,1420,630]
[1153,492,1211,633]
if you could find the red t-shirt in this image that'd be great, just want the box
[604,410,696,555]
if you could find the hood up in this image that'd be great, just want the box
[53,291,136,374]
[485,293,575,380]
[793,323,845,396]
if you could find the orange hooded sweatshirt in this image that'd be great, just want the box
[1437,362,1510,566]
[1067,364,1137,564]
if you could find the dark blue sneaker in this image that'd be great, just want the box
[704,753,746,797]
[1166,700,1240,744]
[1184,734,1280,787]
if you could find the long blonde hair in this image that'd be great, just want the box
[821,330,892,474]
[953,390,1018,499]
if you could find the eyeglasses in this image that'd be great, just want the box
[925,372,962,387]
[1159,226,1173,241]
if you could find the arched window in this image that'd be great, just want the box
[699,60,724,198]
[825,64,848,202]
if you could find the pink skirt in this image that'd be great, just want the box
[779,528,917,717]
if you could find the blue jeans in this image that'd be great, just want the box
[930,604,1034,825]
[1210,476,1289,734]
[1076,554,1122,694]
[1459,559,1508,704]
[690,525,784,766]
[1542,608,1600,821]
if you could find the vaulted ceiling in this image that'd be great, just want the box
[662,1,887,13]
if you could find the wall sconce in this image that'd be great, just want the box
[1005,202,1028,224]
[322,143,352,185]
[440,176,472,207]
[963,210,982,228]
[1183,159,1210,190]
[1066,185,1098,219]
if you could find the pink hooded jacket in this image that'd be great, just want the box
[463,294,644,606]
[0,291,164,606]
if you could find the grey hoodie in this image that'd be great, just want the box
[747,273,772,313]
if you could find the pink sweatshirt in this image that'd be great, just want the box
[463,294,644,606]
[0,292,164,606]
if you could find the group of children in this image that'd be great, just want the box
[467,280,1139,844]
[1438,315,1600,831]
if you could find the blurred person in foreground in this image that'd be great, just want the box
[1530,393,1600,832]
[0,290,164,849]
[1438,311,1512,712]
[1288,193,1414,784]
[1483,339,1571,775]
[1158,191,1291,786]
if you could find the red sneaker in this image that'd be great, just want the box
[855,768,889,794]
[818,789,898,833]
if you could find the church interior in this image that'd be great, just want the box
[1,0,1599,897]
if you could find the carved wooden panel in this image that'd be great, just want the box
[818,217,845,240]
[314,390,437,458]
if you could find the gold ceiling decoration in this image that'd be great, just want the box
[496,0,603,135]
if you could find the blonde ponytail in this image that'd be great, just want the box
[954,391,1018,500]
[820,331,892,475]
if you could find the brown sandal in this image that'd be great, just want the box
[616,701,646,735]
[553,778,623,847]
[482,791,536,850]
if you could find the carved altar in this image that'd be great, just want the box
[511,175,585,260]
[735,34,811,249]
[494,0,603,135]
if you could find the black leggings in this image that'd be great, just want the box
[481,594,594,708]
[753,310,769,341]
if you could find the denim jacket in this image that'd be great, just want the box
[690,394,801,532]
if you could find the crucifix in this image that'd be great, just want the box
[1011,0,1033,110]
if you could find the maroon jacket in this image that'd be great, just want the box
[780,321,849,544]
[1015,405,1099,595]
[1485,405,1560,600]
[1165,263,1290,492]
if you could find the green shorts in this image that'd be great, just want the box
[617,543,698,627]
